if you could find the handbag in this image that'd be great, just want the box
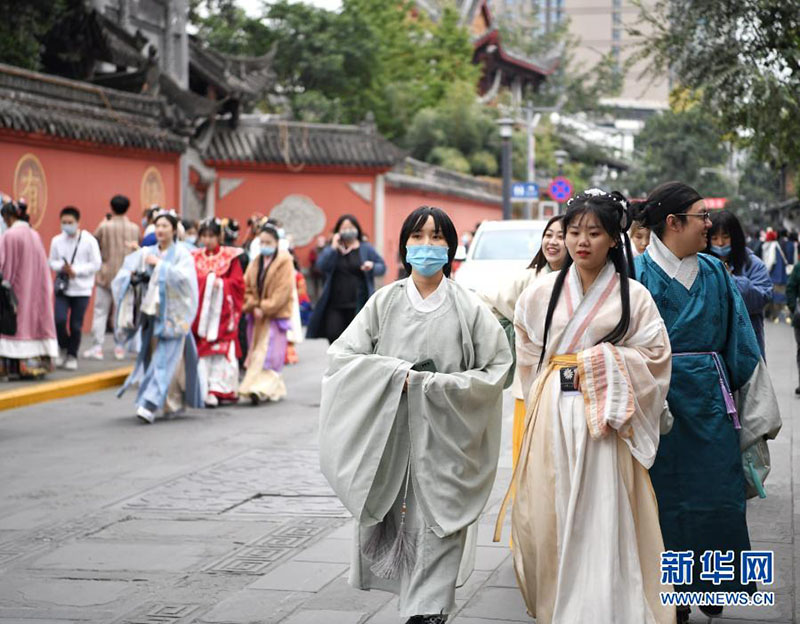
[54,232,82,296]
[742,437,770,499]
[0,271,18,335]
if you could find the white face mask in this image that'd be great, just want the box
[61,222,78,236]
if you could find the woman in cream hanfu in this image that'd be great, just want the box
[238,223,295,404]
[479,214,565,470]
[498,190,676,624]
[113,210,203,424]
[320,206,511,624]
[191,218,245,407]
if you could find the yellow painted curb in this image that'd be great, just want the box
[0,366,133,411]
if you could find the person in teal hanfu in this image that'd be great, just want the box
[633,182,782,623]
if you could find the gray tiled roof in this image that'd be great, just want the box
[206,117,403,169]
[0,63,186,153]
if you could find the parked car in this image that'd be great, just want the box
[454,219,549,294]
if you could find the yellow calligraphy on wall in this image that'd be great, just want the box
[13,153,47,229]
[140,166,165,210]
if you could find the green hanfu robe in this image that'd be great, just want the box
[320,277,512,617]
[635,235,781,594]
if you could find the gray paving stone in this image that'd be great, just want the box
[248,561,347,592]
[281,609,365,624]
[292,537,351,564]
[299,578,394,613]
[459,587,530,621]
[485,559,518,589]
[30,542,218,572]
[362,598,402,624]
[198,589,310,624]
[473,546,510,571]
[0,578,130,608]
[86,518,275,543]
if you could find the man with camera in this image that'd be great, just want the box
[48,206,101,370]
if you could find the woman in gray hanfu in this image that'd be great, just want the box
[320,206,512,624]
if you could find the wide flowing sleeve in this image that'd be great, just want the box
[159,246,199,338]
[734,255,773,315]
[319,285,413,525]
[405,291,512,536]
[576,283,672,468]
[513,279,548,403]
[260,255,294,318]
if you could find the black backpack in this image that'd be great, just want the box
[0,272,18,336]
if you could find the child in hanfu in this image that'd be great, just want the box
[498,190,676,624]
[320,206,511,624]
[113,210,204,424]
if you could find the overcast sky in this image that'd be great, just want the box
[237,0,342,15]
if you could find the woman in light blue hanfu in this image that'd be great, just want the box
[633,182,782,623]
[113,210,203,424]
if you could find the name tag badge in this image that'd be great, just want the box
[559,366,580,394]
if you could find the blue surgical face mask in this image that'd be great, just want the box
[406,244,449,277]
[61,223,78,236]
[185,235,197,245]
[260,245,276,257]
[711,244,731,257]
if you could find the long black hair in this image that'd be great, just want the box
[528,215,565,271]
[538,190,635,371]
[707,210,749,275]
[399,206,459,277]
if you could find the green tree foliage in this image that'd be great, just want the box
[620,106,735,198]
[631,0,800,169]
[0,0,67,71]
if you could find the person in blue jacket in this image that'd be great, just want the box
[705,210,773,359]
[307,214,386,343]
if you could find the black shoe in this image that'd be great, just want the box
[676,606,690,624]
[405,617,447,624]
[699,605,723,618]
[795,386,800,396]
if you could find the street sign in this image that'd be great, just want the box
[511,181,539,201]
[705,197,728,209]
[548,176,573,202]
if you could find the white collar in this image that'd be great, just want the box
[10,220,28,230]
[406,275,449,313]
[646,233,699,291]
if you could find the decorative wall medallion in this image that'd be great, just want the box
[140,166,166,210]
[269,195,327,246]
[13,153,47,228]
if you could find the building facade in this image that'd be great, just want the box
[490,0,669,105]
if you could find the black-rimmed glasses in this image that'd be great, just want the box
[672,211,711,221]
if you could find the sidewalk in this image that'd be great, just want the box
[0,335,133,409]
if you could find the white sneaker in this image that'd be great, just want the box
[136,405,155,424]
[54,351,66,368]
[205,394,219,407]
[63,356,78,371]
[113,346,126,360]
[82,346,104,360]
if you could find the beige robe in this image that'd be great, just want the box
[507,262,676,624]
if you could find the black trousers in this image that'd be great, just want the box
[54,294,90,357]
[323,306,356,344]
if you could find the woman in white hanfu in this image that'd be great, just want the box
[496,190,676,624]
[320,206,512,624]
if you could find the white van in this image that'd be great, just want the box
[454,219,550,294]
